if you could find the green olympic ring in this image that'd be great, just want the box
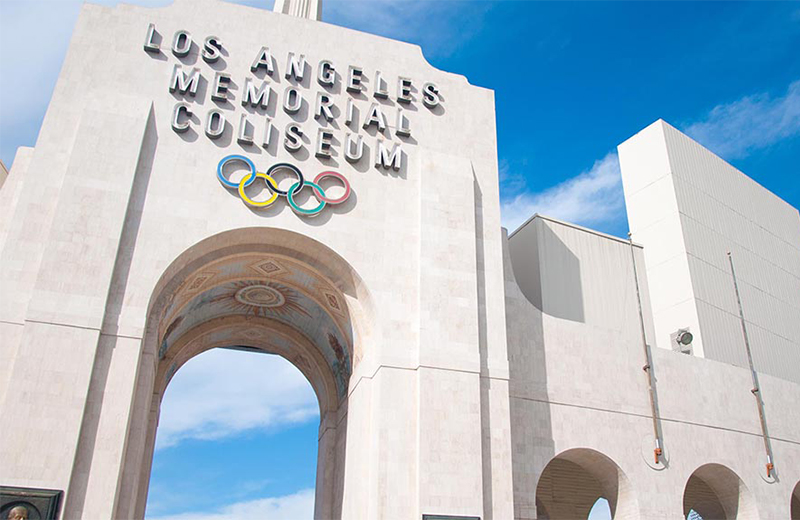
[287,181,326,215]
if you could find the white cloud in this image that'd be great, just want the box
[501,152,623,233]
[683,80,800,160]
[146,489,315,520]
[156,348,318,449]
[501,79,800,235]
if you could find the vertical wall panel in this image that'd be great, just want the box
[619,120,800,383]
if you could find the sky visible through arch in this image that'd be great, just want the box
[1,1,798,518]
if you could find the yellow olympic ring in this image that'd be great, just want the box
[238,172,280,207]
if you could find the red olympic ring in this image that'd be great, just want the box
[312,171,352,205]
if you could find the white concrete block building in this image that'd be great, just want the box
[0,1,798,519]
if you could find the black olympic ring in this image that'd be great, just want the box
[265,163,304,196]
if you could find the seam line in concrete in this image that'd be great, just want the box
[0,319,24,326]
[22,318,143,340]
[100,332,144,340]
[347,363,491,400]
[25,318,101,332]
[512,395,800,447]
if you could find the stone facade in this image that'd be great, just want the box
[0,1,798,519]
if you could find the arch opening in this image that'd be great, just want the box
[682,463,757,520]
[145,347,320,518]
[114,228,375,520]
[534,448,638,520]
[789,480,800,520]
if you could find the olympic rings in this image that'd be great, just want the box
[217,155,352,217]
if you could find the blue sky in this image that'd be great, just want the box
[1,1,798,519]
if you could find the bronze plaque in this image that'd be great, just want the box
[0,487,62,520]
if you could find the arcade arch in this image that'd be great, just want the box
[534,448,638,519]
[790,480,800,520]
[113,228,374,520]
[682,463,758,520]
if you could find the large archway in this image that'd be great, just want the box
[534,448,638,519]
[682,463,758,520]
[113,228,374,520]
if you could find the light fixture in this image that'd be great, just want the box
[676,329,693,346]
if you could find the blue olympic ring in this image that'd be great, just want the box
[217,154,257,189]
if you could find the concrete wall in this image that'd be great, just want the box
[505,218,800,520]
[619,120,800,384]
[0,1,512,518]
[508,215,655,340]
[2,0,798,518]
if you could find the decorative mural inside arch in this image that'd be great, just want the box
[157,254,354,398]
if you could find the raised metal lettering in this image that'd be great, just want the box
[251,47,274,75]
[143,23,160,53]
[172,30,192,57]
[345,133,364,163]
[318,60,335,87]
[169,65,200,96]
[397,77,412,104]
[374,71,388,99]
[376,140,401,170]
[283,87,302,114]
[202,36,222,63]
[284,123,303,151]
[363,103,388,132]
[422,82,441,108]
[316,128,333,158]
[237,114,254,145]
[242,78,271,109]
[285,52,306,81]
[205,109,226,139]
[396,109,411,137]
[171,102,192,133]
[211,72,231,102]
[347,66,363,93]
[315,92,334,121]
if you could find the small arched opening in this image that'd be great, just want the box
[682,463,758,519]
[790,480,800,520]
[535,448,638,519]
[112,227,374,520]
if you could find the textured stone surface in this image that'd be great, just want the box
[0,1,798,519]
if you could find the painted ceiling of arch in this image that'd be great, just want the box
[163,324,344,400]
[158,254,352,398]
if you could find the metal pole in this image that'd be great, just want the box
[629,234,663,464]
[727,252,775,478]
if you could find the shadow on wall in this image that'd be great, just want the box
[507,218,585,324]
[534,448,638,520]
[502,228,556,520]
[62,106,159,519]
[683,463,759,520]
[538,223,584,323]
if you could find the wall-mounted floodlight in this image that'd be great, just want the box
[676,329,693,346]
[671,328,694,355]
